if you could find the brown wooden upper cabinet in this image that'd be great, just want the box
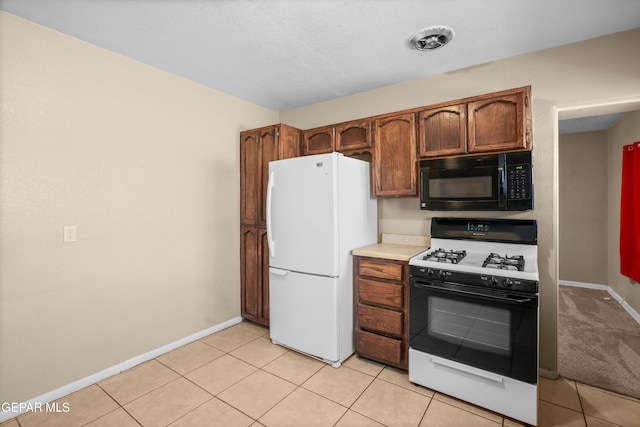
[468,87,532,153]
[418,86,532,158]
[240,127,274,226]
[417,103,466,157]
[302,125,334,155]
[372,112,418,197]
[302,119,373,156]
[335,120,372,153]
[240,124,301,226]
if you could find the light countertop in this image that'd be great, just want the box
[352,234,430,261]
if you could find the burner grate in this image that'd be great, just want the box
[482,253,525,271]
[423,248,467,264]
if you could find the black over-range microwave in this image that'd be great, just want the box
[420,151,533,211]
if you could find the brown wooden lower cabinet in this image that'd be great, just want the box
[354,256,409,370]
[240,225,269,325]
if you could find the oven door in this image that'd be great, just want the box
[420,154,504,210]
[409,278,538,384]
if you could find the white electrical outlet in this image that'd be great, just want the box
[63,225,76,243]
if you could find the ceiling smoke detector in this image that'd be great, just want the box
[409,25,455,51]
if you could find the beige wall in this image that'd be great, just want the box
[559,131,608,284]
[608,110,640,309]
[281,28,640,374]
[0,12,278,403]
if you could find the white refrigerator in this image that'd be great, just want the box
[266,152,378,367]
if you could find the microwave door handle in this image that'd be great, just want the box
[498,162,506,210]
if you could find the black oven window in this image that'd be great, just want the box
[429,297,510,356]
[429,176,493,199]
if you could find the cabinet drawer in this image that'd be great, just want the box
[356,330,402,367]
[358,258,404,281]
[358,304,403,336]
[358,279,403,309]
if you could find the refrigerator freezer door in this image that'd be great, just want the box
[269,268,341,363]
[267,153,338,277]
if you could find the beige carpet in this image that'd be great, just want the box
[558,285,640,400]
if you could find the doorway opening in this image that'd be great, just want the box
[557,100,640,399]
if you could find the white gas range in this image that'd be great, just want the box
[408,218,540,425]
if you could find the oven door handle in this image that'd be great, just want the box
[431,357,504,384]
[412,281,534,305]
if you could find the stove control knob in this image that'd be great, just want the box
[438,270,447,279]
[426,268,434,277]
[502,278,514,288]
[490,276,498,286]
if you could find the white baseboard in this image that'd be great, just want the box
[538,368,558,380]
[559,280,640,326]
[0,316,243,423]
[558,280,608,290]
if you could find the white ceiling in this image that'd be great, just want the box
[2,0,640,118]
[558,113,625,135]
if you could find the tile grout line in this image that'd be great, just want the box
[178,327,300,425]
[573,384,627,427]
[417,393,434,427]
[91,383,132,426]
[158,332,263,425]
[340,368,389,426]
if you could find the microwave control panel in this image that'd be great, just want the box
[506,164,531,200]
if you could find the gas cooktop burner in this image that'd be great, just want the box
[423,248,467,264]
[482,253,525,271]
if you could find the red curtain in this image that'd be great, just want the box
[620,141,640,282]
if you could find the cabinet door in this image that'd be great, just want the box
[240,226,259,322]
[240,130,259,225]
[259,127,278,226]
[468,88,531,153]
[302,125,335,155]
[258,227,270,324]
[277,124,301,160]
[240,126,279,226]
[372,113,418,197]
[240,226,269,325]
[336,120,372,152]
[418,104,467,158]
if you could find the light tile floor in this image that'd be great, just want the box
[3,321,640,427]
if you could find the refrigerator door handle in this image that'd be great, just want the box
[266,171,275,259]
[270,267,289,276]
